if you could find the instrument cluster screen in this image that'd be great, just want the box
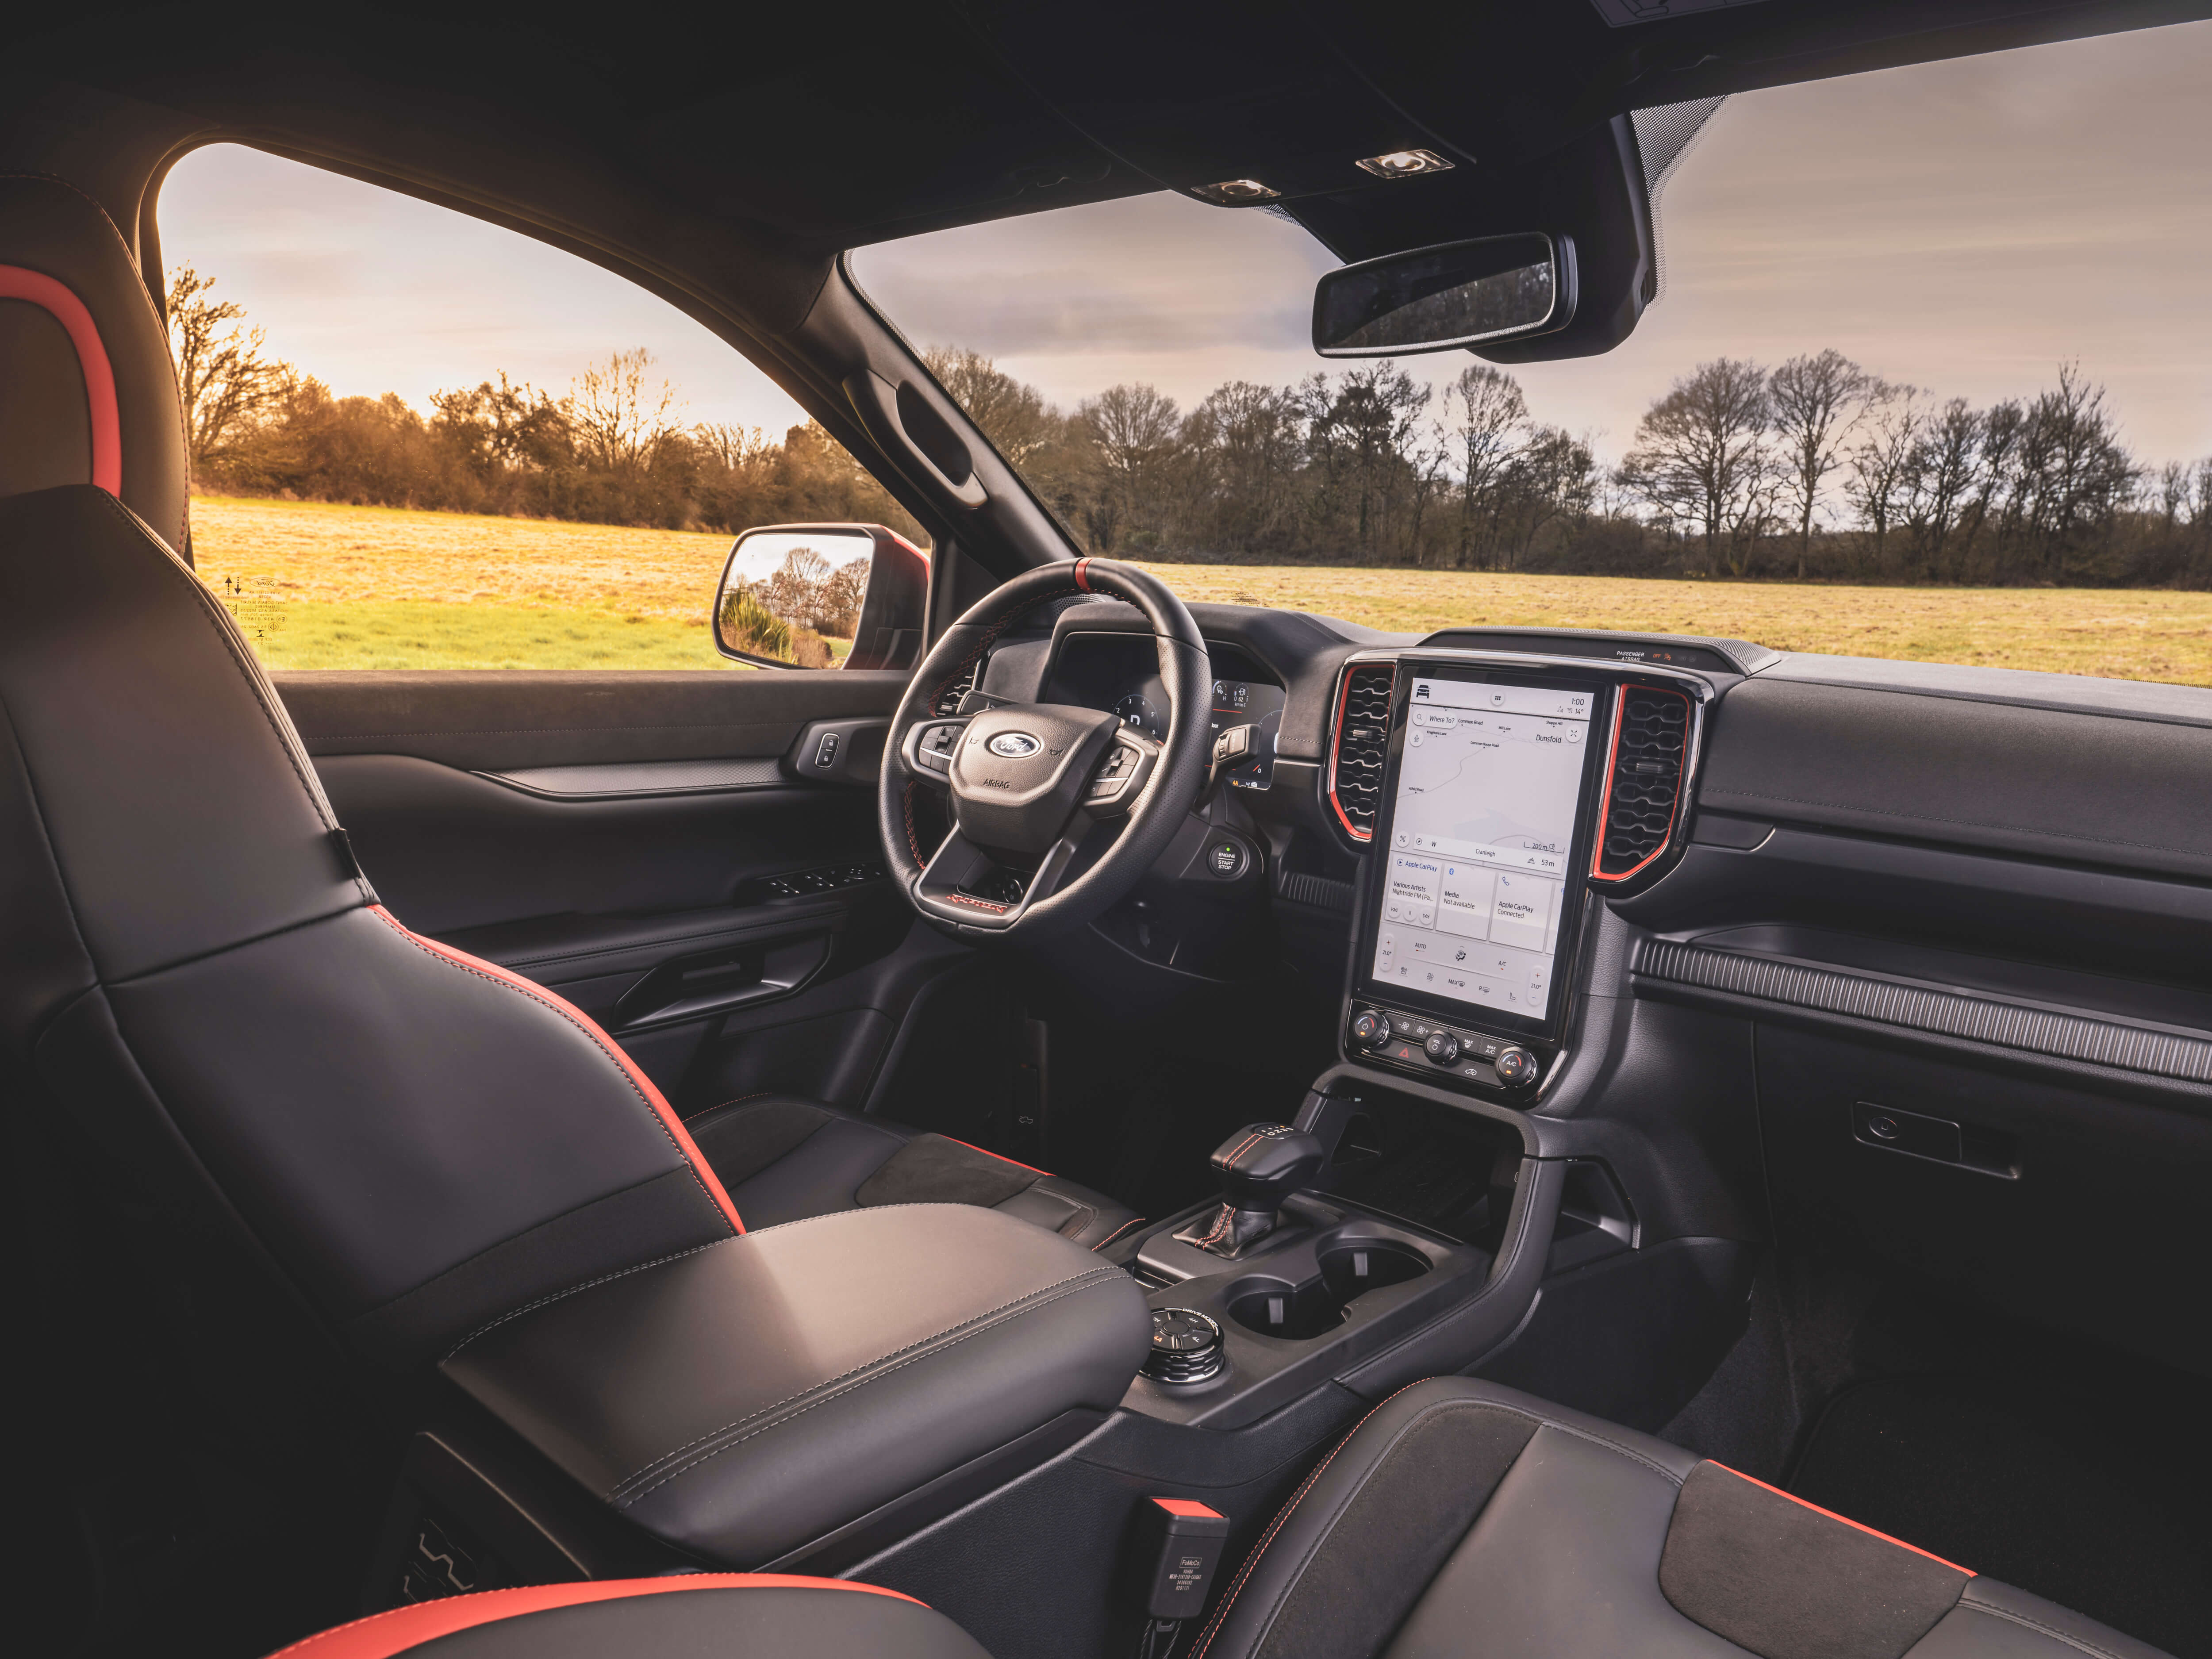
[1368,676,1598,1024]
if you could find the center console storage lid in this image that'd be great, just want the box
[441,1203,1150,1566]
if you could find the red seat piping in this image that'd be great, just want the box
[0,265,121,495]
[264,1574,926,1659]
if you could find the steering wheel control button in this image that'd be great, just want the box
[1424,1030,1461,1065]
[1144,1309,1225,1384]
[1494,1046,1540,1087]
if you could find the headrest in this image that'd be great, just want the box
[0,175,190,555]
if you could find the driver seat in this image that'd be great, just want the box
[0,173,1131,1379]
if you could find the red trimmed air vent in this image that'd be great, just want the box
[1591,685,1691,881]
[1328,661,1396,841]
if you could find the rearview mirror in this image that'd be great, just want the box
[1312,233,1577,357]
[713,523,927,670]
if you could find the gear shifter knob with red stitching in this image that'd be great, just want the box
[1175,1122,1325,1258]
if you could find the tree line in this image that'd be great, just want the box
[170,264,2212,585]
[168,266,921,540]
[942,345,2212,587]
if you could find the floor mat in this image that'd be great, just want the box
[1790,1374,2212,1658]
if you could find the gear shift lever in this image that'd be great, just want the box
[1174,1122,1325,1258]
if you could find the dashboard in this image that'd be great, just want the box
[956,588,2212,1383]
[1038,631,1286,792]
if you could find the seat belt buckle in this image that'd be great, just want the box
[1129,1496,1230,1622]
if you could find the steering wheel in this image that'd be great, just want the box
[879,557,1213,938]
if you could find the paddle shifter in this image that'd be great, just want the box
[1174,1122,1325,1258]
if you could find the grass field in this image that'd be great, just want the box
[188,495,2212,684]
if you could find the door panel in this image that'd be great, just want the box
[277,670,956,1110]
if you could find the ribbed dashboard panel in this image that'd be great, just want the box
[1328,661,1396,841]
[1637,938,2212,1086]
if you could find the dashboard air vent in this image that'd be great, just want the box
[1328,662,1396,841]
[1592,685,1691,881]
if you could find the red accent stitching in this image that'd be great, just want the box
[902,779,926,865]
[1708,1463,1974,1575]
[367,906,745,1235]
[0,265,121,494]
[1189,1380,1430,1659]
[1092,1215,1147,1251]
[263,1575,927,1659]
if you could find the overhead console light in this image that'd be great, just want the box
[1192,178,1281,205]
[1356,148,1457,179]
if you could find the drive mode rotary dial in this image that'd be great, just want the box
[1144,1308,1224,1384]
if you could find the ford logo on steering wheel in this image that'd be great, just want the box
[987,732,1042,759]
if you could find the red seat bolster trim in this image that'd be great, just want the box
[368,906,745,1233]
[0,264,122,495]
[265,1575,926,1659]
[943,1133,1052,1178]
[1709,1463,1974,1575]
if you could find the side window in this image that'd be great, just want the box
[158,144,926,670]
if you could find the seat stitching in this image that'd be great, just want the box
[1959,1598,2135,1659]
[611,1267,1128,1506]
[1237,1400,1544,1659]
[370,910,735,1234]
[1092,1215,1146,1251]
[605,1264,1125,1497]
[442,1240,726,1359]
[1541,1420,1686,1486]
[1188,1379,1430,1659]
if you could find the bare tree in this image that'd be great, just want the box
[1305,364,1433,564]
[1767,349,1868,577]
[924,346,1060,468]
[1439,364,1529,570]
[1617,358,1772,575]
[1078,384,1182,552]
[1844,381,1923,573]
[570,349,682,474]
[166,264,293,472]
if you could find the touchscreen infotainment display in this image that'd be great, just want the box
[1367,676,1598,1023]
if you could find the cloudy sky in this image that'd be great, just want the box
[163,15,2212,469]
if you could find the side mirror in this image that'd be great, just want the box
[1312,233,1577,358]
[712,523,928,670]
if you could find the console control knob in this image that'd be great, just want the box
[1424,1030,1461,1065]
[1144,1308,1225,1384]
[1351,1010,1391,1047]
[1494,1046,1540,1087]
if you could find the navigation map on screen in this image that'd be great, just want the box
[1369,678,1596,1021]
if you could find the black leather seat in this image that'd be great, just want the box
[268,1375,2173,1658]
[1187,1377,2172,1659]
[265,1575,989,1658]
[687,1093,1138,1248]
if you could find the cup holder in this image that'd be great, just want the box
[1320,1240,1430,1303]
[1229,1279,1345,1340]
[1228,1241,1433,1340]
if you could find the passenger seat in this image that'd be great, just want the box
[267,1377,2173,1658]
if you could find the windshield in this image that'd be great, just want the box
[851,21,2212,686]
